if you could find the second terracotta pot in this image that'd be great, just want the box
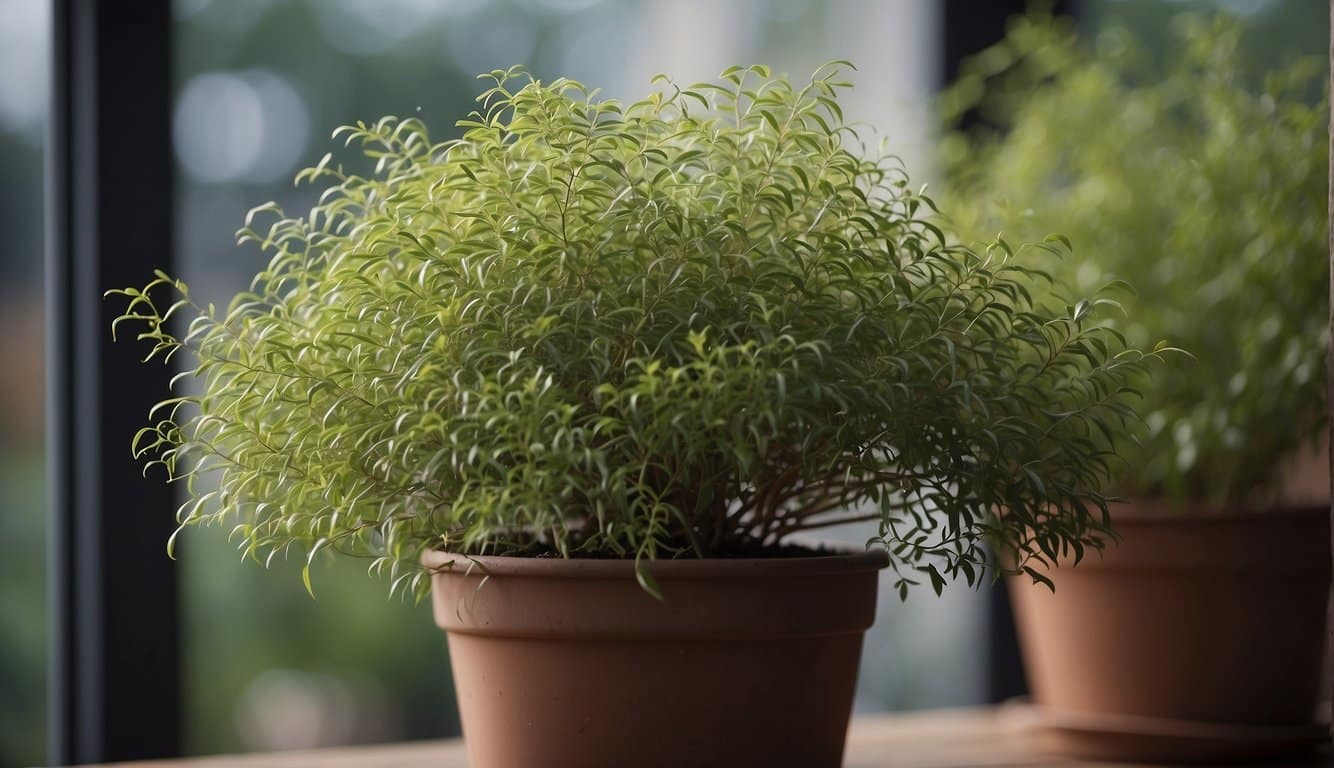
[425,547,888,768]
[1009,501,1331,760]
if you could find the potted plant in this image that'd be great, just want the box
[940,13,1331,762]
[112,64,1163,768]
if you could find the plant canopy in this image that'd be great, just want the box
[112,64,1167,598]
[939,14,1327,505]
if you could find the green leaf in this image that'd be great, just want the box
[634,563,664,601]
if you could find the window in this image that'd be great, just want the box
[0,2,49,766]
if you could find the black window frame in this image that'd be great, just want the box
[47,1,180,763]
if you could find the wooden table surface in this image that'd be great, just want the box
[80,706,1332,768]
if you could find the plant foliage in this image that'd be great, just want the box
[112,64,1166,598]
[939,14,1327,505]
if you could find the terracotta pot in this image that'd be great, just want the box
[1009,501,1331,760]
[424,547,887,768]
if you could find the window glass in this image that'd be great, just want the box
[173,0,983,755]
[0,1,48,766]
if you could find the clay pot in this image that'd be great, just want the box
[1009,501,1331,760]
[424,547,888,768]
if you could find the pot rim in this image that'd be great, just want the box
[422,543,889,580]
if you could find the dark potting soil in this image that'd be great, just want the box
[492,539,838,560]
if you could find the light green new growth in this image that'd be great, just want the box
[940,14,1327,504]
[112,64,1167,598]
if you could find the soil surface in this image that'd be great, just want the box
[491,540,838,560]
